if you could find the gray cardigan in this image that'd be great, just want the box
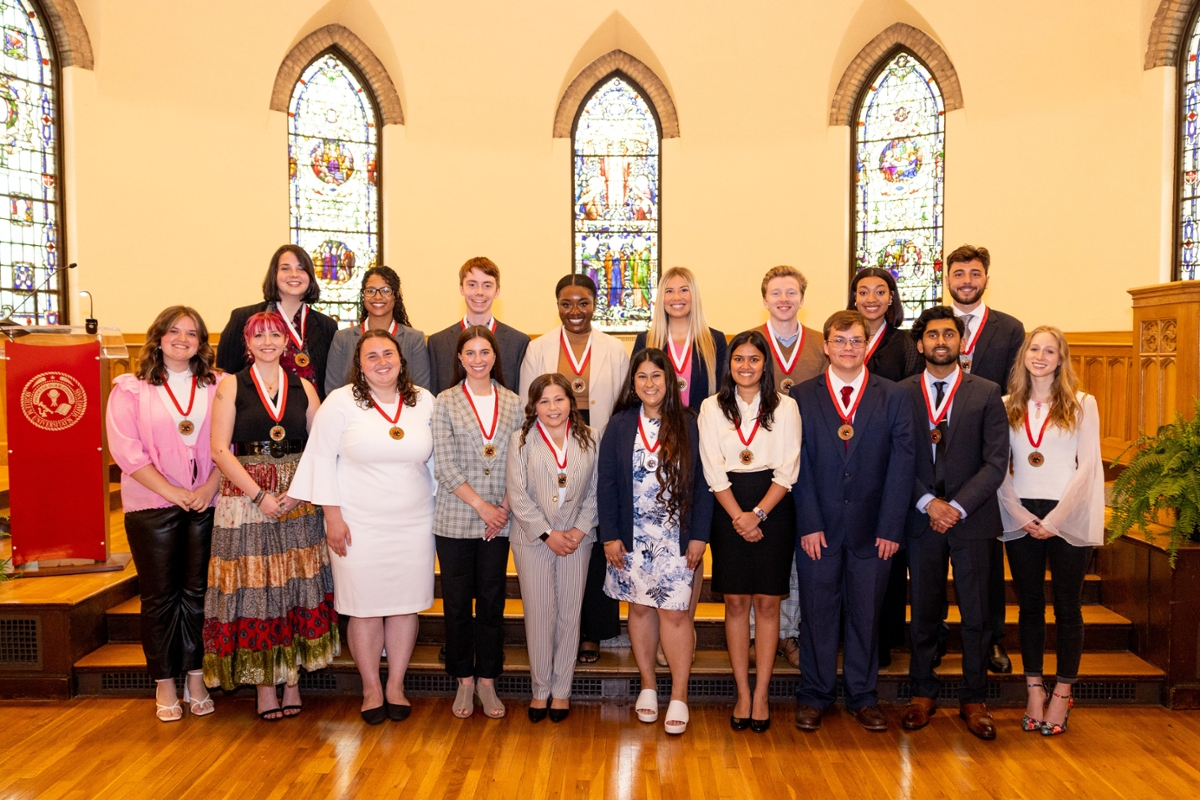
[325,323,432,397]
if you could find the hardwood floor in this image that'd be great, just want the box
[2,697,1198,799]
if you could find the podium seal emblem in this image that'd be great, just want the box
[20,372,88,432]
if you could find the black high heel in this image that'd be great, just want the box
[730,715,751,731]
[528,704,548,723]
[549,707,570,723]
[750,716,771,733]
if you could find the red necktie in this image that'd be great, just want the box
[841,386,853,408]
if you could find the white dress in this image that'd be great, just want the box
[289,385,437,616]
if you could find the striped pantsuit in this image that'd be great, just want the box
[512,537,594,700]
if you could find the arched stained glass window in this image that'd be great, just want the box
[573,74,660,332]
[853,50,945,324]
[1178,11,1200,280]
[0,0,61,326]
[289,51,380,325]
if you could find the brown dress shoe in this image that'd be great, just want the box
[780,637,800,669]
[794,704,822,732]
[901,697,936,730]
[959,703,996,740]
[851,705,888,732]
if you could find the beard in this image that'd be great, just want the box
[948,283,987,306]
[923,348,960,366]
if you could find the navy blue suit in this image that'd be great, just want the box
[790,372,915,711]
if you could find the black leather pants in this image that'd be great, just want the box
[124,506,214,680]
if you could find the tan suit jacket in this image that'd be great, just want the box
[518,328,629,436]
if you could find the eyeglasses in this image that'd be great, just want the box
[829,337,867,350]
[363,287,394,298]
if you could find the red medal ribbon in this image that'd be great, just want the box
[462,383,499,442]
[278,303,308,351]
[825,367,869,426]
[249,365,288,424]
[536,420,570,470]
[371,393,404,426]
[361,320,399,336]
[162,375,197,417]
[637,413,661,454]
[1024,406,1051,450]
[560,328,592,378]
[735,411,762,449]
[461,317,497,333]
[764,322,803,378]
[960,306,990,356]
[864,323,888,364]
[666,333,692,379]
[921,369,963,427]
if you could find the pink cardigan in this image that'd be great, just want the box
[106,373,219,513]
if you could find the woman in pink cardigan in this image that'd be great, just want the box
[106,305,223,722]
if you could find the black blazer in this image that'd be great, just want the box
[868,325,923,383]
[961,307,1024,391]
[427,320,530,396]
[902,372,1009,541]
[215,301,339,399]
[632,328,727,412]
[791,373,915,558]
[596,406,714,554]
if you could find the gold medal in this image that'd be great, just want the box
[1028,451,1044,467]
[644,455,659,471]
[483,443,497,458]
[571,377,586,394]
[178,420,194,436]
[930,428,942,444]
[294,352,310,368]
[389,426,405,440]
[678,378,687,392]
[557,472,568,488]
[780,377,794,392]
[837,424,854,441]
[269,425,286,442]
[959,357,972,373]
[739,448,754,466]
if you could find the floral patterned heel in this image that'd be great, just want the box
[1040,691,1074,736]
[1022,681,1047,732]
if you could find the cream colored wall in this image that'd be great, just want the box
[58,0,1172,340]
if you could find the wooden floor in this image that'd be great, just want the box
[2,697,1198,799]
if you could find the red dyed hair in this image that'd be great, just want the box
[242,311,287,361]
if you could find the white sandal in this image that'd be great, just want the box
[155,699,183,722]
[664,699,689,735]
[184,686,215,716]
[635,688,659,723]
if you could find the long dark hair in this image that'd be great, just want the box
[717,329,779,430]
[519,373,595,451]
[848,267,904,329]
[137,305,218,386]
[262,244,320,303]
[614,348,693,529]
[349,329,417,409]
[358,265,412,327]
[451,325,506,386]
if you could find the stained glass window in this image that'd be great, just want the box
[853,50,945,324]
[289,51,379,325]
[573,74,659,332]
[1179,13,1200,280]
[0,0,60,326]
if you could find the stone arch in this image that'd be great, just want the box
[36,0,93,69]
[829,22,962,126]
[269,23,404,125]
[553,50,679,138]
[1145,0,1199,69]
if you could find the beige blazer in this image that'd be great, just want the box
[518,327,629,436]
[504,426,599,547]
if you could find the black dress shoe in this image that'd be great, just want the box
[361,705,387,725]
[879,648,892,668]
[548,707,570,723]
[385,700,412,721]
[988,644,1013,674]
[931,651,942,668]
[730,715,751,731]
[528,705,548,723]
[750,716,771,733]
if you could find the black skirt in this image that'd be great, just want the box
[710,469,796,596]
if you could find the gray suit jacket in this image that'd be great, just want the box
[325,324,432,397]
[431,381,524,539]
[505,426,599,547]
[428,320,530,396]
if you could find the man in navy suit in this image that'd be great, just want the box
[790,311,915,732]
[900,306,1009,740]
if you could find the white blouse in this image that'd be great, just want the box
[155,368,207,447]
[698,391,801,493]
[996,392,1104,547]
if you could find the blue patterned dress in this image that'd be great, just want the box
[603,418,694,610]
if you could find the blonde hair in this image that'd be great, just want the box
[760,265,808,298]
[645,266,718,389]
[1004,326,1083,433]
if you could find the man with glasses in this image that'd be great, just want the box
[789,311,915,732]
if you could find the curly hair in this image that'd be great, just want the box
[349,328,417,410]
[518,373,595,451]
[136,305,218,386]
[717,329,779,430]
[451,325,505,387]
[614,348,693,530]
[358,265,412,328]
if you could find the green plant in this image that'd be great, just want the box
[1108,401,1200,566]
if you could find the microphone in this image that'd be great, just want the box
[0,262,77,326]
[78,290,98,334]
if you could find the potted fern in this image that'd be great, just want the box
[1108,401,1200,567]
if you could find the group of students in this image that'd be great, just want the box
[106,245,1103,740]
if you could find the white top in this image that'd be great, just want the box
[155,368,206,447]
[466,384,497,436]
[827,367,866,422]
[916,367,968,518]
[698,391,801,492]
[997,392,1105,547]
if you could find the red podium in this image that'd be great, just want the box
[2,326,128,573]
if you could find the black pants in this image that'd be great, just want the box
[877,549,908,651]
[580,542,620,644]
[124,506,214,681]
[987,538,1007,646]
[435,535,510,679]
[1004,499,1093,682]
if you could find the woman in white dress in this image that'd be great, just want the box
[290,328,436,725]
